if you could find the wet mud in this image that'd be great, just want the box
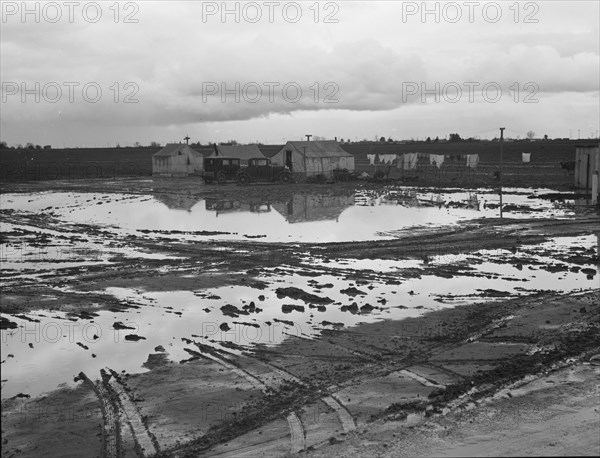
[1,179,599,457]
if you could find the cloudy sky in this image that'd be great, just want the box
[1,1,598,147]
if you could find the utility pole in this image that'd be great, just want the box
[184,135,190,145]
[305,134,312,141]
[499,127,505,218]
[302,146,307,174]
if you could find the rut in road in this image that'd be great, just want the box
[186,340,358,453]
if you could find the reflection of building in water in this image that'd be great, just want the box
[205,198,271,216]
[355,190,419,207]
[153,193,201,213]
[272,193,354,223]
[466,193,480,209]
[355,189,480,210]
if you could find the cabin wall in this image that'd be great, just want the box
[575,147,600,190]
[152,152,203,177]
[271,151,355,175]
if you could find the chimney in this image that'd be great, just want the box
[335,136,337,142]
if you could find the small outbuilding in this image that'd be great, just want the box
[210,144,265,166]
[271,141,355,176]
[152,144,204,177]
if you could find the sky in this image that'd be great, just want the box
[1,0,599,147]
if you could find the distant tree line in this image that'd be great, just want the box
[1,132,592,150]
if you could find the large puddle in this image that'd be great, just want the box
[0,187,578,245]
[1,187,597,399]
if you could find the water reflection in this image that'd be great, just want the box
[356,189,480,210]
[202,190,482,223]
[205,198,272,216]
[271,193,354,223]
[0,188,577,244]
[153,193,200,213]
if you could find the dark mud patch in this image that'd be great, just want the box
[232,321,260,328]
[142,353,170,369]
[138,229,232,236]
[221,304,250,318]
[533,192,591,201]
[282,304,305,314]
[1,316,18,330]
[273,318,295,327]
[124,334,146,341]
[340,287,367,296]
[113,321,136,330]
[275,287,334,304]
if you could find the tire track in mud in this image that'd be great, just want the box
[287,412,306,453]
[321,395,356,433]
[246,353,359,436]
[105,369,159,457]
[399,369,445,388]
[237,352,358,435]
[188,348,268,391]
[189,344,310,454]
[79,372,120,458]
[188,341,357,453]
[95,380,121,458]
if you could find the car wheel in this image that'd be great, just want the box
[237,174,249,185]
[217,173,226,184]
[280,173,291,183]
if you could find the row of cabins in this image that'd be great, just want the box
[152,141,355,177]
[152,141,599,201]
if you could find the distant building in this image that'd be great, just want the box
[152,143,203,177]
[271,141,355,176]
[575,144,600,202]
[210,144,265,166]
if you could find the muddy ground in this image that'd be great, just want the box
[1,178,599,457]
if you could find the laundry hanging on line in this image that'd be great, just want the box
[402,153,418,170]
[367,154,376,166]
[378,154,396,164]
[429,154,445,169]
[522,152,531,163]
[466,154,479,168]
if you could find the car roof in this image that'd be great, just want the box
[205,156,240,160]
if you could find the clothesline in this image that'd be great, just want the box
[366,152,535,169]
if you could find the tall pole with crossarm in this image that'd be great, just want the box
[499,127,505,218]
